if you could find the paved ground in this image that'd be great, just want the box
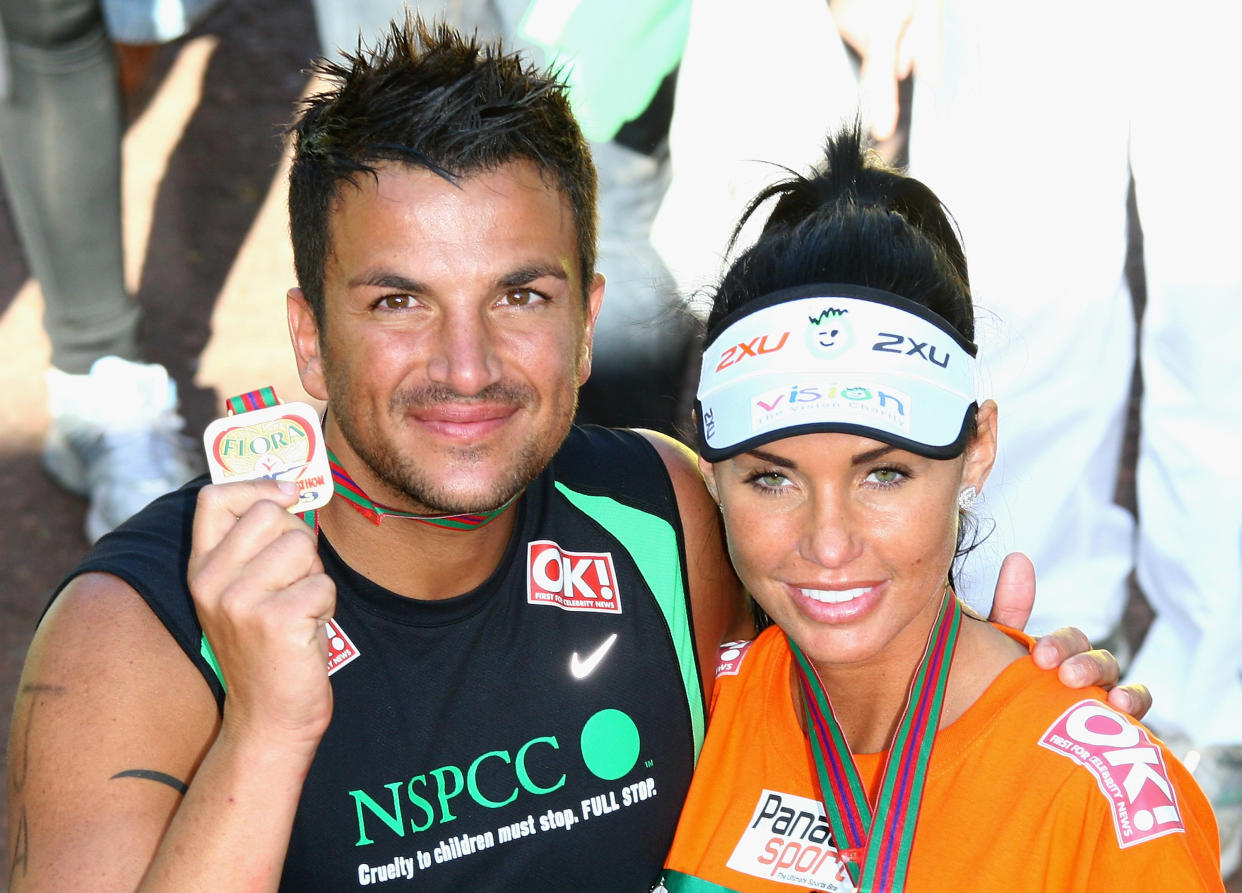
[0,1,1236,888]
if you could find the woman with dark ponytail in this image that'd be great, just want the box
[658,126,1221,892]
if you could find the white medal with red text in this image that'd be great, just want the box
[202,387,333,513]
[200,388,358,677]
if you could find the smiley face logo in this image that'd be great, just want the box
[805,307,854,358]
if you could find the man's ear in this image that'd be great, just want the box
[577,272,606,385]
[287,288,328,401]
[962,399,998,494]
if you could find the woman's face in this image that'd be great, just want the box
[700,402,996,671]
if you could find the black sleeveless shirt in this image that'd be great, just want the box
[58,426,705,891]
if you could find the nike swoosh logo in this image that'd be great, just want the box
[570,633,618,680]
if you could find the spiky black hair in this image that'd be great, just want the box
[287,16,597,322]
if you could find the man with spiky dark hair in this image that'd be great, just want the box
[8,20,742,890]
[287,19,599,331]
[7,17,1135,892]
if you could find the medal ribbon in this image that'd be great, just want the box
[788,588,962,892]
[320,448,513,530]
[225,387,279,415]
[224,389,513,532]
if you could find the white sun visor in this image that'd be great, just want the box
[696,284,979,460]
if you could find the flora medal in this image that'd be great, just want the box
[202,386,333,513]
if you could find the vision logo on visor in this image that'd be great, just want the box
[751,381,912,434]
[696,284,978,460]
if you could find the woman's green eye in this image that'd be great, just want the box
[867,468,904,486]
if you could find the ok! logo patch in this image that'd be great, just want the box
[526,540,621,614]
[1039,700,1184,848]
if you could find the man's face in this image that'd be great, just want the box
[289,160,604,514]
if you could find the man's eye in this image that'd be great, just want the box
[377,294,415,310]
[501,289,544,307]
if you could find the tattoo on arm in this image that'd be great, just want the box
[9,683,67,888]
[8,812,28,890]
[110,769,189,796]
[7,683,191,889]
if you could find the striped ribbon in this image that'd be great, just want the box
[226,386,278,415]
[318,448,514,530]
[788,587,962,892]
[224,389,514,532]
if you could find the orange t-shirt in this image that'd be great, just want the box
[660,625,1222,892]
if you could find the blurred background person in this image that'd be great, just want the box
[0,0,217,542]
[907,2,1242,874]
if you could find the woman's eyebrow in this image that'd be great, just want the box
[745,447,797,469]
[850,445,898,466]
[744,443,901,470]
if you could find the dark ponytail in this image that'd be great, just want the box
[705,122,974,344]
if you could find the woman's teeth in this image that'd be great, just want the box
[799,587,869,604]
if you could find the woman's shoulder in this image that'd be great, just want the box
[934,644,1219,876]
[713,625,786,675]
[938,615,1030,728]
[943,628,1211,845]
[708,626,789,707]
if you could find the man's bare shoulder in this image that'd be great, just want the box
[7,573,220,891]
[633,430,751,694]
[631,430,716,518]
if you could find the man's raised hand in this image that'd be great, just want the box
[188,479,336,749]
